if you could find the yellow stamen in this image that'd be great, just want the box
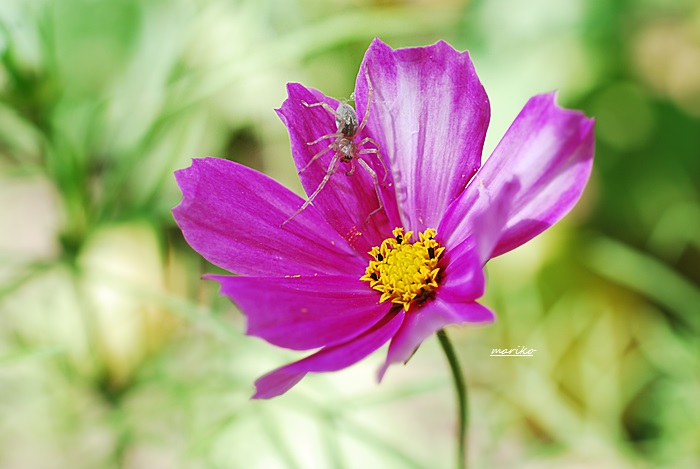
[360,227,444,311]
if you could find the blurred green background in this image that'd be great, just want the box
[0,0,698,468]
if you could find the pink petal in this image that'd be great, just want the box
[173,157,364,276]
[437,234,486,304]
[208,274,392,351]
[441,93,594,259]
[253,311,405,399]
[440,179,521,262]
[378,299,494,380]
[357,38,490,231]
[276,83,401,254]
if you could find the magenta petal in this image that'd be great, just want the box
[440,179,521,262]
[378,299,494,380]
[253,311,405,399]
[208,274,391,351]
[357,39,490,231]
[441,93,594,259]
[276,83,400,254]
[438,234,486,304]
[173,157,364,276]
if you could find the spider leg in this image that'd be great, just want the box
[281,154,341,227]
[302,100,338,115]
[302,99,349,146]
[302,99,348,134]
[299,141,336,174]
[306,132,341,147]
[356,157,384,223]
[345,157,356,176]
[357,137,388,185]
[356,67,373,135]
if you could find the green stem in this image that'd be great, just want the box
[437,329,468,469]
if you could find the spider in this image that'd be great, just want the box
[281,67,388,228]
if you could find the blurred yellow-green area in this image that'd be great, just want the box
[1,0,699,468]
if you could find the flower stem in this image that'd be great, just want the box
[437,328,468,469]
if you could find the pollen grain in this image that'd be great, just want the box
[360,227,444,311]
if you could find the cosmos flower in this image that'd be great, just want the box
[173,39,594,399]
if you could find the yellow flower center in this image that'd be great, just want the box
[360,227,444,311]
